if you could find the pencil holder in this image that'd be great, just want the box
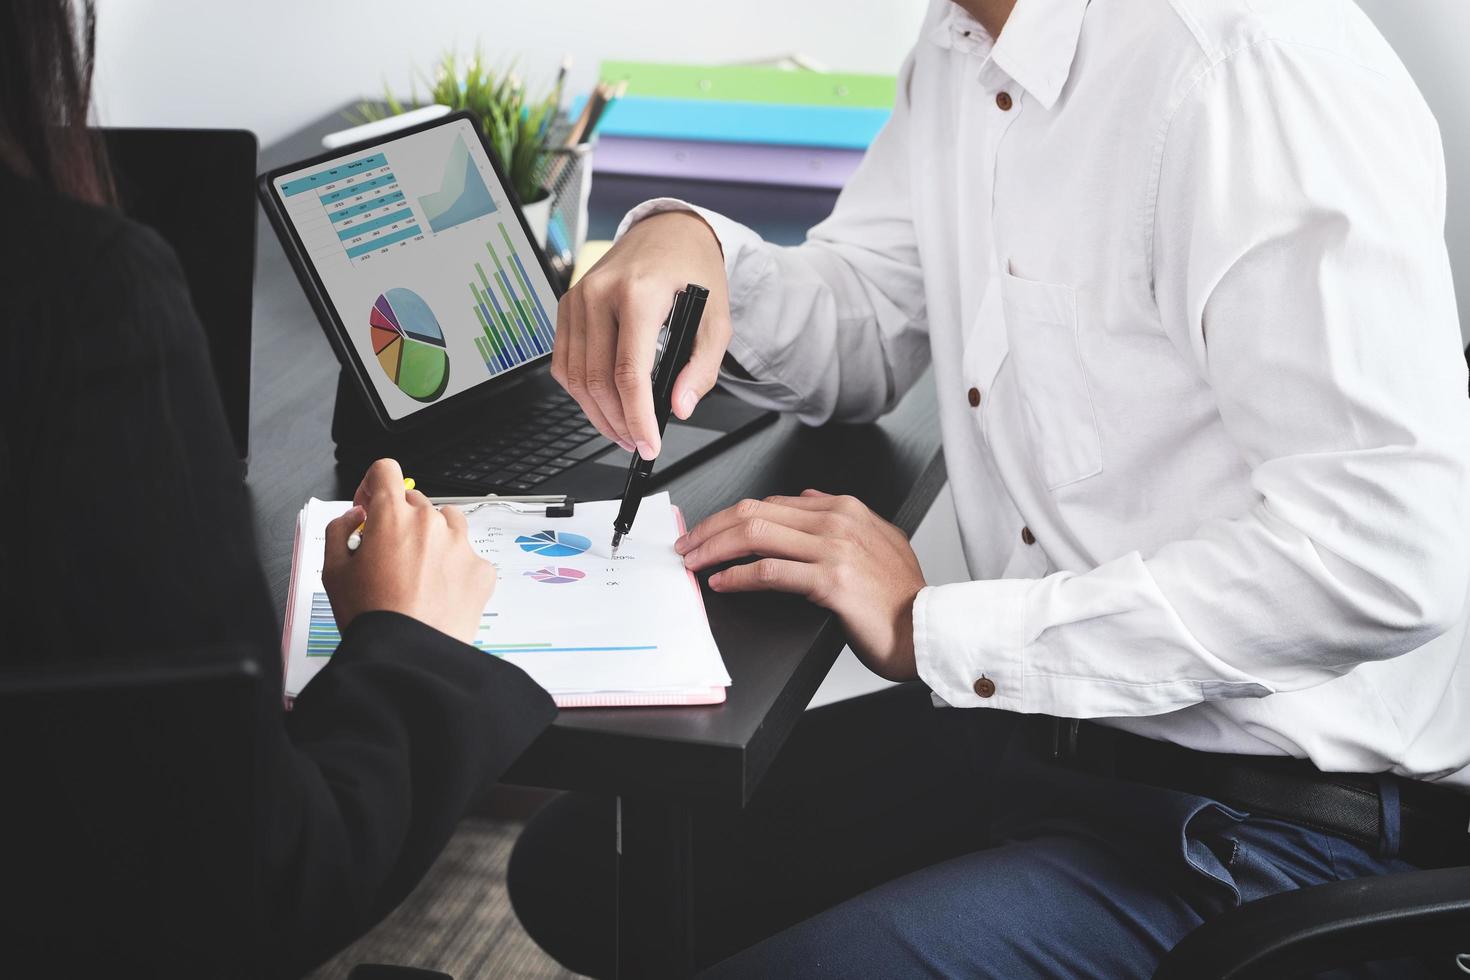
[537,118,595,289]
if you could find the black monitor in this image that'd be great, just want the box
[99,128,258,463]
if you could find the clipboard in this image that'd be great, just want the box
[280,492,730,708]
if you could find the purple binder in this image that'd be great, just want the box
[592,135,865,190]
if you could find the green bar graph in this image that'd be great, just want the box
[482,307,511,359]
[465,221,555,374]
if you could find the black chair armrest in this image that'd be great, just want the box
[1152,866,1470,980]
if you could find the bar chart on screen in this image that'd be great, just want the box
[468,221,557,376]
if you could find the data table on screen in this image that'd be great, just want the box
[278,152,426,265]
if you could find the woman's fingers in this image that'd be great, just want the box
[325,505,366,554]
[354,457,407,509]
[440,503,468,533]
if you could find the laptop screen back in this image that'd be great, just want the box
[100,128,257,461]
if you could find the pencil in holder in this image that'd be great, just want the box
[532,118,595,290]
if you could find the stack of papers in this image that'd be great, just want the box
[282,492,730,707]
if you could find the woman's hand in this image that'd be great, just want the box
[551,209,732,460]
[322,459,496,644]
[677,490,927,681]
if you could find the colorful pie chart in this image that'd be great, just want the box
[370,287,450,402]
[525,566,585,585]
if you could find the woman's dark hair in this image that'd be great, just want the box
[0,0,113,205]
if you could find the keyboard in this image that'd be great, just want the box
[418,389,617,492]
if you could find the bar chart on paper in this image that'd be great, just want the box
[468,221,557,377]
[278,152,425,265]
[305,592,500,657]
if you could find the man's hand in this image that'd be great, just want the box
[551,210,732,460]
[323,458,497,644]
[676,490,926,681]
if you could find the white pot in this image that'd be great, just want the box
[520,194,553,250]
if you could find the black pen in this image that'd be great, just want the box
[611,284,708,554]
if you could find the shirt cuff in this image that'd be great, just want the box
[913,578,1033,710]
[615,197,760,270]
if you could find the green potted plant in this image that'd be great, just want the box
[356,48,561,244]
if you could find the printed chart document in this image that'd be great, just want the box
[283,493,730,707]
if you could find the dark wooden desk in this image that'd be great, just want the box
[250,108,945,978]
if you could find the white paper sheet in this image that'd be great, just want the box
[282,492,730,703]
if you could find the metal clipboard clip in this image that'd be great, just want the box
[430,494,576,518]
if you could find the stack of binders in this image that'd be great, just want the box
[578,60,896,190]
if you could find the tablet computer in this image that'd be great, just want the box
[258,111,559,432]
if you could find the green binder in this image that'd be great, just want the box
[597,61,897,110]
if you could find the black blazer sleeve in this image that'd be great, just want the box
[7,209,556,976]
[270,612,555,975]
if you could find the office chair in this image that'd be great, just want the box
[0,651,453,980]
[0,652,263,976]
[1154,343,1470,979]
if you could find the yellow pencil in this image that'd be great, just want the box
[347,477,415,552]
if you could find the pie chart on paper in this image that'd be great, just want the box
[525,566,586,585]
[515,530,592,558]
[369,287,450,402]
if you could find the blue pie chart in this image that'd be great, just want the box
[516,530,592,558]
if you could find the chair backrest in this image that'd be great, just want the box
[0,651,263,978]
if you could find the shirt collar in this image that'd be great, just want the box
[932,0,1090,111]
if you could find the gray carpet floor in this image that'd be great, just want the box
[308,818,585,980]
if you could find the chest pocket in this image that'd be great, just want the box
[1001,271,1102,490]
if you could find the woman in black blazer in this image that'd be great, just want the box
[0,1,556,975]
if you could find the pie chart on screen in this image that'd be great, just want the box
[369,287,450,401]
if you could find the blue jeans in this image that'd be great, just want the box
[700,715,1422,979]
[509,686,1425,978]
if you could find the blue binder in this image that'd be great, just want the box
[570,95,890,150]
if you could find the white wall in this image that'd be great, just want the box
[1355,0,1470,346]
[90,0,925,146]
[93,1,1470,344]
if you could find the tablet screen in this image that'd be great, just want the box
[270,116,557,421]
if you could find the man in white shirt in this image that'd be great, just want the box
[511,0,1470,975]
